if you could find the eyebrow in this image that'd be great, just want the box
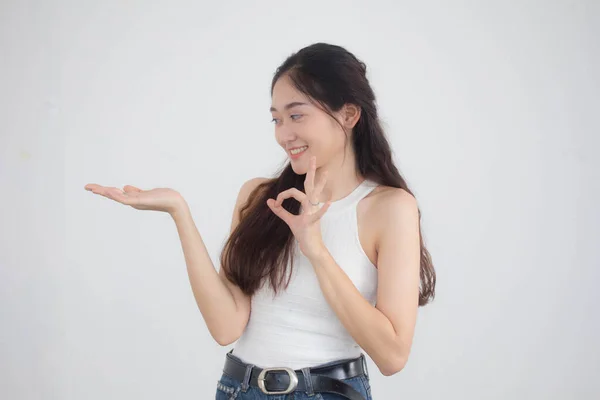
[270,102,308,112]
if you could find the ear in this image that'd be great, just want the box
[342,104,361,129]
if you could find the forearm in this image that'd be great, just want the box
[308,248,405,375]
[170,201,239,343]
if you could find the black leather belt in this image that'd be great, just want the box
[222,350,368,400]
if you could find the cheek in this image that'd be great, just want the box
[307,123,345,149]
[321,129,346,150]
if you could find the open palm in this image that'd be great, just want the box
[84,184,183,214]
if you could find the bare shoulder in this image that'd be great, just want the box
[375,186,416,207]
[364,185,418,245]
[366,185,416,209]
[230,177,271,231]
[238,177,271,201]
[244,176,271,190]
[373,186,417,220]
[235,177,271,211]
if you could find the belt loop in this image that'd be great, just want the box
[241,363,254,392]
[361,353,369,378]
[301,367,314,396]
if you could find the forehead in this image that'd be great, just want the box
[271,75,310,109]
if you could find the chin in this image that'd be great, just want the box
[290,160,309,175]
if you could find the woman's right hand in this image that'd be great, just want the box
[84,184,185,215]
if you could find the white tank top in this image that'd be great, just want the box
[231,179,379,369]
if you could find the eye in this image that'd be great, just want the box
[271,114,302,124]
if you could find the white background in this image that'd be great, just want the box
[1,0,598,399]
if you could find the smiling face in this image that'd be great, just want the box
[270,74,348,175]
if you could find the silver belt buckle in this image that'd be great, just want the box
[257,367,299,395]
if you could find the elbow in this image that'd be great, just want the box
[215,336,236,347]
[378,354,408,377]
[211,327,243,347]
[213,331,241,346]
[210,313,248,346]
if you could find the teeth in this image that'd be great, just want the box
[291,146,308,155]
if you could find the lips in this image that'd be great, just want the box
[289,146,308,159]
[288,145,307,152]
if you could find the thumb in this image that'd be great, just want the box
[123,185,142,193]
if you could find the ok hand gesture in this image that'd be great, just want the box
[267,156,332,259]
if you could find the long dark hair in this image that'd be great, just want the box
[220,43,436,306]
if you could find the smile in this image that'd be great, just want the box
[289,146,308,159]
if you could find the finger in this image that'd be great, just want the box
[93,186,138,206]
[308,200,332,223]
[104,187,128,202]
[87,184,107,195]
[111,187,141,206]
[313,170,328,199]
[84,183,102,192]
[275,188,307,207]
[304,156,317,193]
[267,198,294,226]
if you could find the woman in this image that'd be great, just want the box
[85,42,435,400]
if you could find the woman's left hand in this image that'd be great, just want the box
[267,156,332,260]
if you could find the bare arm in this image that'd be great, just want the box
[170,177,266,345]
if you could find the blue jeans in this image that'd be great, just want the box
[215,353,373,400]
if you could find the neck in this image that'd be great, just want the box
[315,146,364,203]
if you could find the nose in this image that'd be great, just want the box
[275,124,296,144]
